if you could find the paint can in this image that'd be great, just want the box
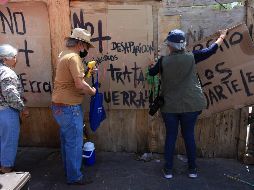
[82,142,95,166]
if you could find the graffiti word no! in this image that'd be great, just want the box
[0,7,26,35]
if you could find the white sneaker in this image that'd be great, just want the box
[188,168,198,178]
[162,168,173,179]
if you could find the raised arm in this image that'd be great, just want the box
[193,29,228,64]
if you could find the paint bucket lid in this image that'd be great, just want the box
[83,142,95,151]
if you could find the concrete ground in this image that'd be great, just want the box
[12,147,254,190]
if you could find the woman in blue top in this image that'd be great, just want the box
[149,29,227,179]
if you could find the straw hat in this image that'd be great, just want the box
[68,28,95,48]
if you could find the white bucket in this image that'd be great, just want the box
[82,142,95,166]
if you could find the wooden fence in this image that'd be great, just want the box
[2,0,251,159]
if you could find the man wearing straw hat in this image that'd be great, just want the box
[51,28,96,185]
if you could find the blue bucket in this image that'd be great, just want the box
[83,142,95,166]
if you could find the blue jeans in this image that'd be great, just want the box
[162,111,201,170]
[51,104,84,183]
[0,107,20,167]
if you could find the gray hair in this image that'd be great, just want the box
[0,44,18,61]
[167,41,186,51]
[66,38,81,47]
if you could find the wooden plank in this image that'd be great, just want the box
[247,5,254,39]
[20,108,59,147]
[194,109,247,158]
[136,109,148,152]
[123,110,137,152]
[102,110,137,152]
[162,0,243,7]
[71,0,242,5]
[70,1,108,11]
[214,110,240,158]
[148,116,160,152]
[248,0,254,8]
[9,0,47,3]
[195,114,217,157]
[237,107,249,160]
[108,110,122,152]
[48,0,71,72]
[85,110,111,151]
[148,114,165,153]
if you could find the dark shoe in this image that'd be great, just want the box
[188,168,198,178]
[162,168,173,179]
[67,177,93,186]
[0,167,14,174]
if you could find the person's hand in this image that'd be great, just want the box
[219,29,228,40]
[90,66,98,75]
[215,29,228,46]
[22,97,27,104]
[91,87,96,95]
[147,57,154,68]
[21,107,29,118]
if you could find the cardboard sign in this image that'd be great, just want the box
[71,4,154,109]
[0,2,52,107]
[193,23,254,116]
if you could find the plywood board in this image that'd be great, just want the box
[107,5,154,109]
[71,4,154,109]
[0,2,52,107]
[136,109,149,152]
